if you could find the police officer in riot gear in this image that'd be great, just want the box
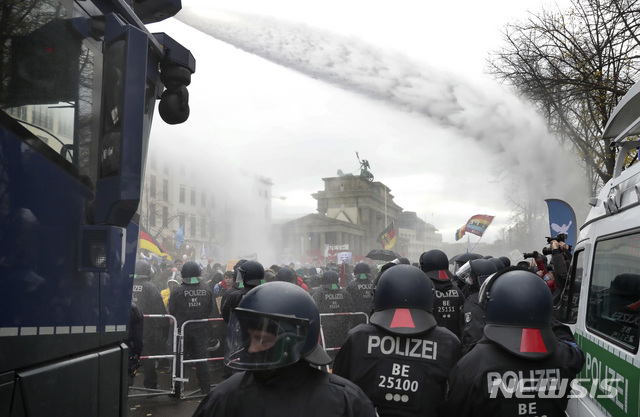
[219,259,245,322]
[275,266,310,293]
[333,264,462,416]
[192,282,376,417]
[449,252,482,297]
[312,270,354,356]
[219,260,265,379]
[345,262,374,316]
[221,260,265,323]
[132,259,169,389]
[458,258,498,354]
[419,249,466,339]
[168,261,213,393]
[441,267,585,417]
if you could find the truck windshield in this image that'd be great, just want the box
[0,0,98,186]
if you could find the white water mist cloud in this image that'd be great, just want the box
[176,7,588,214]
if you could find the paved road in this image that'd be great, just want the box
[127,393,202,417]
[127,362,225,417]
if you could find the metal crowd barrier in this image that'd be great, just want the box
[177,317,226,399]
[128,312,370,399]
[319,311,369,371]
[128,314,178,398]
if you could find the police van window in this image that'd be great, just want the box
[0,1,99,187]
[586,233,640,352]
[555,249,582,324]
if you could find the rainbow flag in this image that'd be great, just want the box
[457,215,495,239]
[139,227,171,260]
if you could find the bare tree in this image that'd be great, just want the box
[489,0,640,194]
[138,181,179,246]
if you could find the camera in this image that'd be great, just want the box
[524,233,572,261]
[541,233,572,256]
[545,233,567,244]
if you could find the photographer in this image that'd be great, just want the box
[523,250,547,276]
[549,239,571,304]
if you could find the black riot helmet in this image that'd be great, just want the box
[233,259,247,283]
[456,258,497,289]
[371,264,437,335]
[353,262,371,279]
[488,257,506,272]
[134,259,152,279]
[225,282,332,370]
[451,252,482,273]
[275,267,296,284]
[479,267,556,359]
[321,270,339,287]
[498,256,511,267]
[419,249,455,281]
[181,261,201,284]
[238,260,265,287]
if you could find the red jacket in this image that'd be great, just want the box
[535,257,548,275]
[297,276,310,293]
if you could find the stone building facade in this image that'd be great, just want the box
[397,211,443,263]
[281,174,403,264]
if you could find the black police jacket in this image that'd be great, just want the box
[312,285,355,350]
[440,323,585,417]
[346,277,374,316]
[132,278,167,316]
[460,291,485,355]
[431,279,465,339]
[132,278,169,350]
[312,285,354,313]
[333,322,462,417]
[220,285,250,323]
[168,281,213,329]
[192,360,376,417]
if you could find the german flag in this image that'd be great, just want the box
[378,221,397,250]
[139,227,171,260]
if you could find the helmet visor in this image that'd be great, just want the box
[455,261,472,283]
[225,309,309,371]
[478,271,498,304]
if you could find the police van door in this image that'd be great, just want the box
[568,216,640,416]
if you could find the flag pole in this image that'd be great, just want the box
[470,235,483,253]
[384,185,388,227]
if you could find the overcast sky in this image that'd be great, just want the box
[148,0,583,244]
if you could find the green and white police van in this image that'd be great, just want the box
[560,80,640,417]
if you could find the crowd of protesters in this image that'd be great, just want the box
[131,242,584,416]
